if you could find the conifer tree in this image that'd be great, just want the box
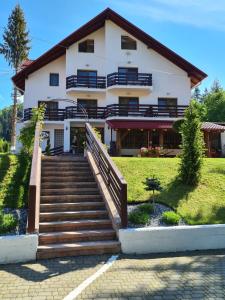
[179,100,205,186]
[0,5,30,151]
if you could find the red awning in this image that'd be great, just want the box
[106,120,174,130]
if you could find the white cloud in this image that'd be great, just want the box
[106,0,225,32]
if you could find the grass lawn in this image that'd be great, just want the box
[0,153,31,209]
[113,157,225,225]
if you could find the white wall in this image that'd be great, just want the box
[66,27,106,76]
[23,20,191,110]
[24,55,67,109]
[119,225,225,254]
[0,234,38,264]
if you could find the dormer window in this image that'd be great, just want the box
[121,35,137,50]
[78,39,94,53]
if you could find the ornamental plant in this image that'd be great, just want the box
[179,100,205,186]
[19,103,46,155]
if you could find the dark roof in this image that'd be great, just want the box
[12,8,207,92]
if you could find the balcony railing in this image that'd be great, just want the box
[23,104,187,121]
[106,104,187,118]
[66,75,106,89]
[65,106,107,119]
[107,72,152,87]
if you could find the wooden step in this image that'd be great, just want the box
[37,240,121,259]
[42,161,89,165]
[41,182,97,189]
[39,229,116,244]
[39,219,112,232]
[41,187,99,196]
[40,210,108,222]
[41,194,103,203]
[42,157,87,162]
[40,202,105,212]
[41,176,95,183]
[42,166,90,172]
[41,170,93,176]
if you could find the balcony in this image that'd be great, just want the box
[23,106,107,121]
[107,72,152,91]
[66,75,106,94]
[106,104,187,119]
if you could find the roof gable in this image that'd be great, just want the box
[12,8,207,91]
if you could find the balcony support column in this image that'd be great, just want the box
[159,130,164,147]
[64,120,70,153]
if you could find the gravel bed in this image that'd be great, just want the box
[1,208,27,236]
[128,202,186,228]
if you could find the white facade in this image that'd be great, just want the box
[18,19,194,153]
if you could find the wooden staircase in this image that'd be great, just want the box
[37,156,120,259]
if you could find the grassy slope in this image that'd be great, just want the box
[113,157,225,225]
[0,153,31,209]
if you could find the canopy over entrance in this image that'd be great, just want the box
[106,120,173,130]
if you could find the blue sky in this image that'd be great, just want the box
[0,0,225,108]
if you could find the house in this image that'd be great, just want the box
[12,8,225,157]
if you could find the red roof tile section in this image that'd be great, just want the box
[202,122,225,132]
[12,8,207,92]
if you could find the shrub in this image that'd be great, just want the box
[162,211,181,225]
[138,203,153,214]
[128,209,150,225]
[0,212,18,234]
[0,138,10,153]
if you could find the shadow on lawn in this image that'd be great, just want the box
[154,176,196,209]
[209,167,225,176]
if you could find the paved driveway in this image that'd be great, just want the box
[1,251,225,300]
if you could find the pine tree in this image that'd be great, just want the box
[192,86,201,101]
[211,79,222,93]
[0,5,30,151]
[179,100,205,186]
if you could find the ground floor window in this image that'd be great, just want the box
[121,129,148,149]
[163,130,181,149]
[119,129,181,149]
[54,129,64,148]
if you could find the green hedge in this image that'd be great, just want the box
[0,139,10,153]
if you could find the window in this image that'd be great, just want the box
[77,70,97,87]
[119,97,139,116]
[77,99,97,108]
[118,67,138,83]
[121,35,137,50]
[78,39,94,53]
[121,129,148,149]
[38,101,58,110]
[77,99,98,118]
[158,98,177,116]
[49,73,59,86]
[54,129,64,148]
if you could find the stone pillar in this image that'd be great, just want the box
[64,120,70,153]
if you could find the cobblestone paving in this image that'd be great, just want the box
[77,252,225,300]
[0,255,111,300]
[1,251,225,300]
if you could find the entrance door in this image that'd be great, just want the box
[77,70,97,88]
[70,127,86,155]
[118,67,138,84]
[54,129,64,148]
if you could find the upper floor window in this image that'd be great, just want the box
[49,73,59,86]
[78,39,94,53]
[121,35,137,50]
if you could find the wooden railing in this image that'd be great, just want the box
[27,122,42,233]
[65,106,107,119]
[66,75,106,89]
[42,145,64,156]
[107,72,152,87]
[86,123,127,228]
[106,104,188,118]
[24,104,187,121]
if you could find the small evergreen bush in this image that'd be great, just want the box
[138,203,154,214]
[162,211,181,225]
[0,212,18,234]
[128,209,150,225]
